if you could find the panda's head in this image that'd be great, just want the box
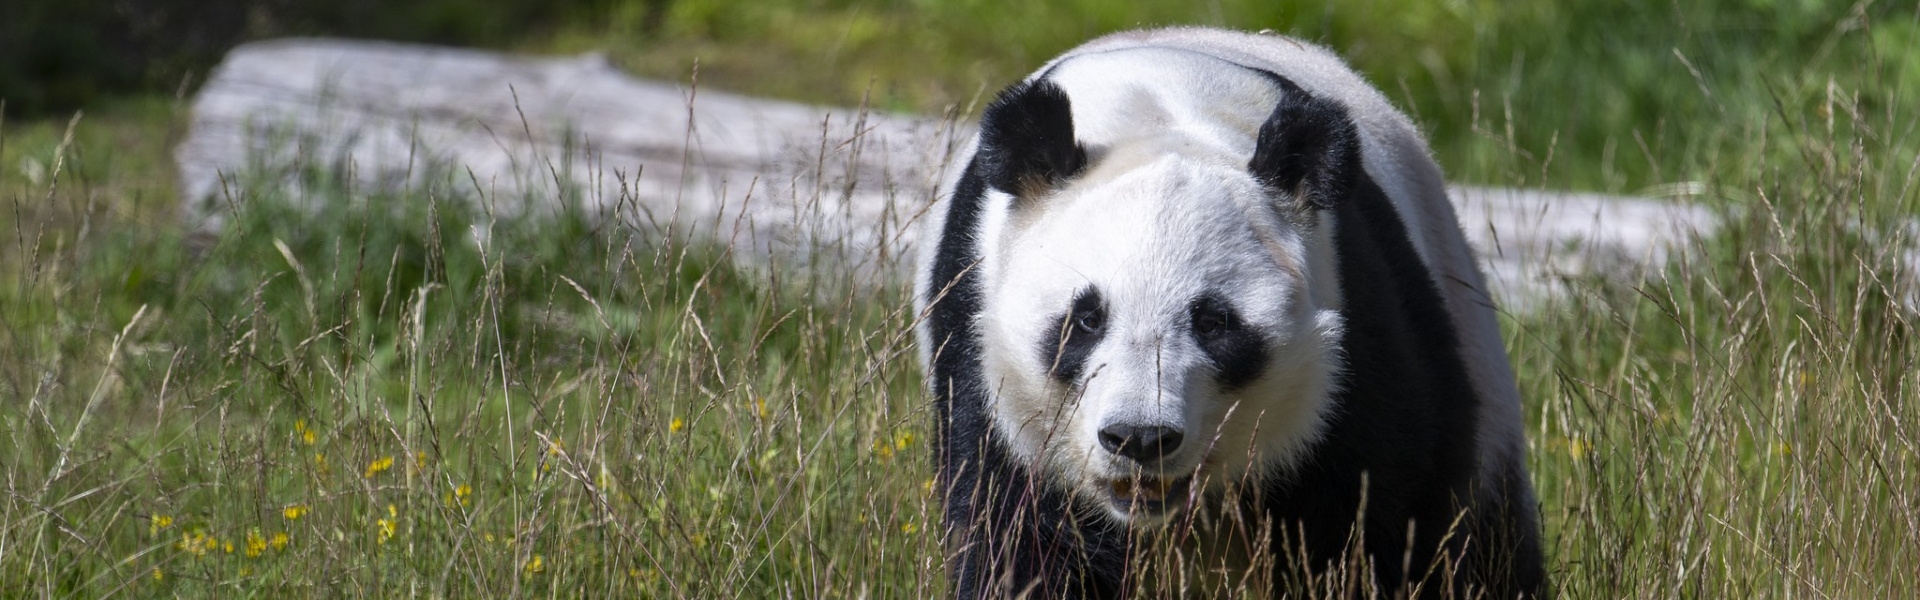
[971,77,1355,524]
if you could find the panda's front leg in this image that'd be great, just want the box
[940,425,1129,599]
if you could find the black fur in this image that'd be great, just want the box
[1190,293,1268,390]
[922,68,1543,598]
[1041,287,1108,382]
[975,79,1088,199]
[1248,78,1360,210]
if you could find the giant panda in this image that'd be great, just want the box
[913,27,1545,598]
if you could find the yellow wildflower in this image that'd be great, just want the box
[283,504,309,520]
[445,484,472,508]
[901,522,918,534]
[1566,437,1591,460]
[244,529,267,558]
[668,418,685,433]
[755,398,770,419]
[314,453,330,477]
[539,440,563,474]
[149,514,173,536]
[371,504,401,544]
[375,519,397,544]
[895,431,914,451]
[364,456,394,478]
[296,419,316,445]
[152,567,163,582]
[178,531,217,556]
[270,532,290,551]
[415,451,429,469]
[524,554,546,575]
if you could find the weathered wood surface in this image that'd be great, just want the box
[177,38,1733,305]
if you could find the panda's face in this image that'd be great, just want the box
[978,149,1346,524]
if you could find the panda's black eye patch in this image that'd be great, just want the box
[1190,294,1267,390]
[1041,287,1107,382]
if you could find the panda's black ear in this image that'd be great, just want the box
[1248,88,1360,211]
[975,79,1087,201]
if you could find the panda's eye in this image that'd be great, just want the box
[1190,298,1236,338]
[1074,305,1105,333]
[1070,288,1106,334]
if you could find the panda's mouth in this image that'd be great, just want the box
[1103,474,1196,516]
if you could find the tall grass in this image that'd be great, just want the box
[1507,84,1920,596]
[3,5,1919,599]
[2,107,940,595]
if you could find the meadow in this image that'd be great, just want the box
[2,1,1918,597]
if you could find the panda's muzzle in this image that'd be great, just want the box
[1096,424,1197,516]
[1107,475,1191,501]
[1104,474,1196,516]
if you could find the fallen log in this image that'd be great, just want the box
[178,38,1738,306]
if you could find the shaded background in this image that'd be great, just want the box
[0,0,568,115]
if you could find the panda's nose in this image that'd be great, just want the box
[1098,424,1184,464]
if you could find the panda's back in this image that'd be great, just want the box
[1031,47,1283,161]
[1034,28,1442,262]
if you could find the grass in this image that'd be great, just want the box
[1510,103,1920,595]
[3,2,1920,598]
[3,100,941,595]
